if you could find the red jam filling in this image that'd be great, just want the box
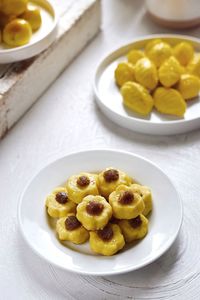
[86,201,104,216]
[103,169,119,183]
[118,191,134,205]
[97,225,114,241]
[77,176,90,187]
[65,216,81,231]
[129,215,142,228]
[55,192,68,204]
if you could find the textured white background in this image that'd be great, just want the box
[1,0,200,299]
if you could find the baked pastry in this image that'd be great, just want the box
[89,223,125,255]
[45,187,77,218]
[3,18,32,47]
[121,81,154,116]
[145,38,163,54]
[21,3,42,32]
[127,49,145,65]
[158,56,183,87]
[187,54,200,77]
[76,195,112,230]
[98,167,133,198]
[131,184,152,216]
[177,74,200,100]
[146,41,172,67]
[153,87,186,117]
[173,42,194,66]
[134,57,158,90]
[114,62,135,87]
[109,185,145,219]
[66,172,99,204]
[45,166,154,256]
[119,214,148,242]
[56,214,89,244]
[1,0,28,16]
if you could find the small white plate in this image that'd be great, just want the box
[94,34,200,135]
[18,149,182,276]
[0,0,58,64]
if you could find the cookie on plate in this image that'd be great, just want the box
[66,172,99,204]
[109,185,145,219]
[76,195,112,230]
[98,167,133,198]
[46,187,77,218]
[89,223,125,256]
[56,214,89,244]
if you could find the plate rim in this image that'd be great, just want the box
[18,149,183,276]
[93,34,200,133]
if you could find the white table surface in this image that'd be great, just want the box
[1,0,200,299]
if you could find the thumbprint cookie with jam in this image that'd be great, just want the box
[56,214,89,244]
[46,187,77,218]
[76,195,112,230]
[97,167,133,198]
[66,172,99,204]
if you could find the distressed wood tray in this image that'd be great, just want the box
[0,0,101,138]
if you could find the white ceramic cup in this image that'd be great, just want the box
[146,0,200,28]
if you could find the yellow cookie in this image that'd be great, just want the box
[145,38,163,53]
[131,184,152,216]
[177,74,200,100]
[121,81,154,116]
[187,54,200,78]
[1,0,28,16]
[56,214,89,244]
[146,41,172,67]
[0,12,15,28]
[109,185,145,219]
[89,224,125,256]
[153,87,186,117]
[127,49,145,65]
[134,57,158,90]
[66,172,99,204]
[76,195,112,230]
[114,62,135,87]
[119,214,148,243]
[21,3,42,31]
[3,19,32,47]
[158,56,183,87]
[98,167,133,199]
[45,187,77,218]
[173,42,194,66]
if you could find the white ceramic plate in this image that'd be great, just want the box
[18,149,182,276]
[94,34,200,135]
[0,0,58,64]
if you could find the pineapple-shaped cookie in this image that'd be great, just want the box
[134,57,158,90]
[121,81,154,115]
[153,87,186,117]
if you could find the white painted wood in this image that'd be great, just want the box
[0,0,101,138]
[1,0,200,299]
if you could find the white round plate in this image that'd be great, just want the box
[94,34,200,135]
[0,0,58,64]
[18,149,182,276]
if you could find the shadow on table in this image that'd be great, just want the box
[77,234,184,300]
[93,98,200,150]
[17,229,80,299]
